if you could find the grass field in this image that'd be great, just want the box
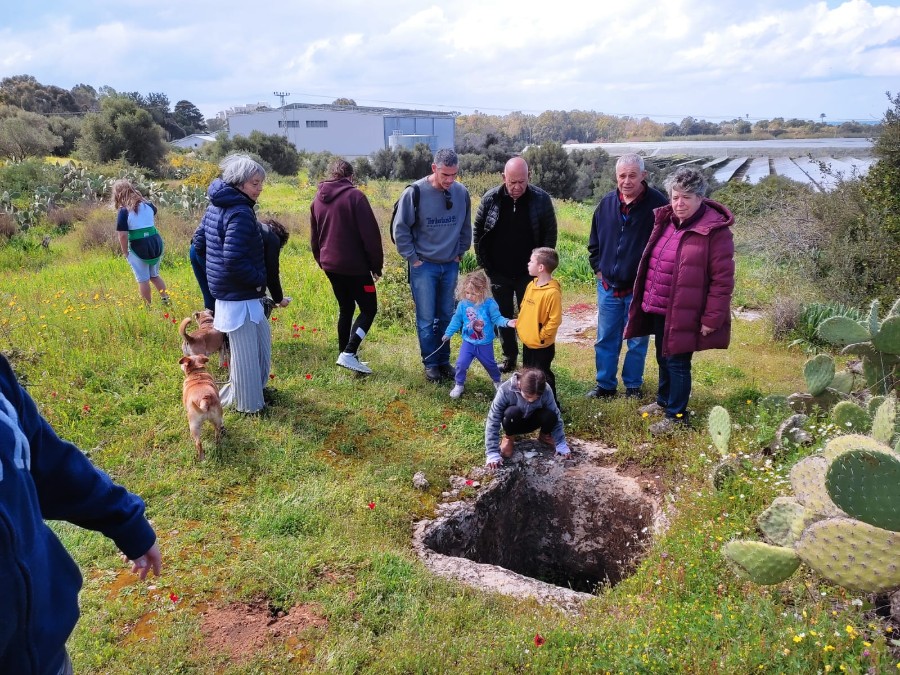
[1,179,896,673]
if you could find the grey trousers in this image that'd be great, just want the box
[219,316,271,413]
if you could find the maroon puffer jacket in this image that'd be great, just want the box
[624,199,735,357]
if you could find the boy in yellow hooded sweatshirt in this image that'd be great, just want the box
[516,247,563,406]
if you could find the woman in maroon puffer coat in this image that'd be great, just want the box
[624,166,735,434]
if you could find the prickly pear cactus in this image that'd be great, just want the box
[789,455,843,517]
[826,449,900,532]
[757,497,818,547]
[871,395,897,445]
[724,426,900,594]
[795,518,900,593]
[803,354,835,397]
[873,315,900,355]
[828,370,855,394]
[708,406,731,455]
[723,541,801,585]
[822,433,895,462]
[816,316,870,347]
[830,400,871,433]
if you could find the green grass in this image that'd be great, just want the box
[1,187,896,674]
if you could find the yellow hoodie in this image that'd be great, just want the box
[516,277,562,349]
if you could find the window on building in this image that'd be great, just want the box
[306,120,328,128]
[278,120,300,128]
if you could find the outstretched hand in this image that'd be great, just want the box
[126,542,162,580]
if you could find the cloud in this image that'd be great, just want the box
[1,0,899,121]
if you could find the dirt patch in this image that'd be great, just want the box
[557,303,596,345]
[413,439,664,612]
[200,599,327,664]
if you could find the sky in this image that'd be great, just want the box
[2,0,900,124]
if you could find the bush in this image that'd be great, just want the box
[77,96,167,174]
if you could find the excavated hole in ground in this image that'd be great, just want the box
[420,446,658,594]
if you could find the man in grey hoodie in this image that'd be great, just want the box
[392,148,472,382]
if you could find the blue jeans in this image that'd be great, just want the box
[594,282,649,390]
[409,260,458,368]
[650,313,693,419]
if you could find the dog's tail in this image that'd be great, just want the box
[197,393,218,412]
[178,317,193,340]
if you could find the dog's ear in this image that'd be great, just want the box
[179,356,191,365]
[196,354,210,366]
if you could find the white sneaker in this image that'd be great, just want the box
[449,384,464,399]
[337,351,372,374]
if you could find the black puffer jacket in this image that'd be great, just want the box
[473,183,557,271]
[197,179,266,301]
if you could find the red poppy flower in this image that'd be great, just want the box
[534,633,545,647]
[271,316,278,321]
[465,479,474,486]
[172,319,177,324]
[51,391,57,398]
[441,424,446,429]
[367,501,376,509]
[305,373,312,380]
[398,388,407,395]
[169,592,179,603]
[300,325,305,330]
[292,323,298,330]
[292,333,300,338]
[82,404,90,413]
[163,313,169,319]
[311,328,317,332]
[269,373,275,380]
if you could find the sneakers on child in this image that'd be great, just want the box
[449,384,465,399]
[337,351,372,374]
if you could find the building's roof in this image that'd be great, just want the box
[230,102,458,117]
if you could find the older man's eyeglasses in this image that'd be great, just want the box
[443,190,453,210]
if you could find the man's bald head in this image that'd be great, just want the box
[503,157,529,200]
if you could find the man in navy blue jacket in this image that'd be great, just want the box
[0,354,161,674]
[586,154,668,400]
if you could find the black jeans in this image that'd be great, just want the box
[491,274,531,361]
[325,272,378,354]
[501,405,556,436]
[522,343,558,406]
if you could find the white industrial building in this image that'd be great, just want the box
[226,102,457,159]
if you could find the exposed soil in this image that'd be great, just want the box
[413,438,664,612]
[200,599,327,664]
[556,303,596,345]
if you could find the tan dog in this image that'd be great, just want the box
[179,310,226,362]
[179,354,223,461]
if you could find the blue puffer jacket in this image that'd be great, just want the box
[199,179,266,301]
[0,354,156,675]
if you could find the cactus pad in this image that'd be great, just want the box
[711,459,737,491]
[829,370,855,394]
[871,396,897,445]
[816,316,871,347]
[796,517,900,593]
[826,449,900,532]
[831,400,872,433]
[757,497,816,547]
[803,354,836,396]
[723,540,801,585]
[868,396,886,415]
[822,433,895,462]
[790,455,844,516]
[873,315,900,355]
[863,356,891,396]
[707,406,731,455]
[867,299,881,338]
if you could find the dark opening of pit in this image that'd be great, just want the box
[422,457,656,593]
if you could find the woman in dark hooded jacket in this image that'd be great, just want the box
[310,159,383,375]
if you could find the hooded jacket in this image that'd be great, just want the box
[197,179,266,301]
[624,199,735,357]
[310,178,383,277]
[516,278,563,349]
[0,354,156,675]
[484,372,567,464]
